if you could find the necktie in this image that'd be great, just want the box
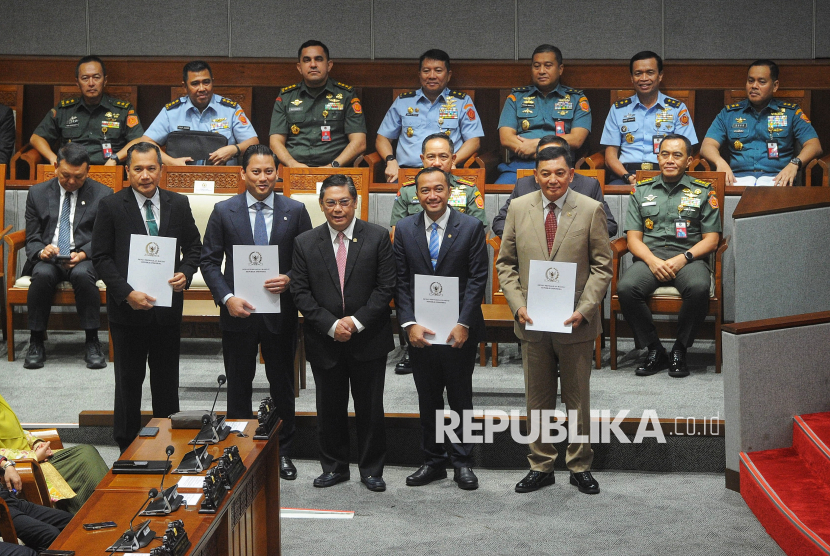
[336,232,347,311]
[144,199,158,236]
[253,202,268,246]
[545,205,558,255]
[57,191,72,255]
[429,222,439,270]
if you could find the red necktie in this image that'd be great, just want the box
[545,205,558,255]
[336,232,347,311]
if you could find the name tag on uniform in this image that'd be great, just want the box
[555,121,565,135]
[767,142,779,159]
[321,126,331,142]
[622,114,636,123]
[641,201,657,206]
[675,219,687,238]
[288,106,303,112]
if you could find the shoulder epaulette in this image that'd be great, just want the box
[113,99,132,110]
[219,97,238,108]
[165,98,182,111]
[455,177,475,187]
[449,90,466,100]
[726,102,743,111]
[564,86,583,95]
[614,98,632,109]
[59,97,79,108]
[280,83,300,94]
[398,90,417,98]
[401,178,415,188]
[334,81,354,92]
[692,178,712,188]
[636,177,656,185]
[512,86,531,93]
[664,97,681,108]
[781,102,798,110]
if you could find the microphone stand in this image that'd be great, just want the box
[174,415,216,474]
[106,489,157,552]
[193,374,231,445]
[143,445,184,515]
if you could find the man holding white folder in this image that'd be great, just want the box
[496,147,611,494]
[92,142,202,452]
[200,145,312,480]
[393,167,488,490]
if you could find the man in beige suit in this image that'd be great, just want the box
[496,146,612,494]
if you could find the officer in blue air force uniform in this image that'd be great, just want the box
[600,52,698,185]
[376,49,483,183]
[142,60,258,166]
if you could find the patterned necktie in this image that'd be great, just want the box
[429,222,439,270]
[545,205,558,255]
[336,232,347,311]
[57,191,72,255]
[253,202,268,246]
[144,199,158,236]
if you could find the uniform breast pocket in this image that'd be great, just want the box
[640,205,660,231]
[621,120,641,137]
[442,117,459,130]
[62,125,83,140]
[727,126,748,141]
[286,109,308,125]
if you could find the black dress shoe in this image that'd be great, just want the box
[84,340,107,369]
[395,347,412,375]
[361,475,386,492]
[405,464,447,486]
[668,350,689,378]
[453,467,479,490]
[313,471,350,488]
[279,456,297,480]
[569,471,600,494]
[23,341,45,369]
[515,470,555,493]
[635,348,669,376]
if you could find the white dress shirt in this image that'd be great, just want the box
[50,184,78,250]
[326,217,365,338]
[132,187,161,234]
[542,188,569,227]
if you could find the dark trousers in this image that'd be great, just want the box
[410,341,476,468]
[27,260,101,331]
[617,259,711,350]
[111,319,181,451]
[0,488,71,552]
[223,317,297,456]
[311,354,386,477]
[0,542,35,556]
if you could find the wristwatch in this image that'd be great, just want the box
[1,459,15,470]
[331,160,340,168]
[622,173,633,183]
[385,154,396,162]
[108,154,119,163]
[789,157,802,169]
[684,251,694,262]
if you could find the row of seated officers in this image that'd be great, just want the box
[21,130,718,497]
[21,42,822,190]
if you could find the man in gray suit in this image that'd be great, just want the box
[492,135,617,238]
[23,143,112,369]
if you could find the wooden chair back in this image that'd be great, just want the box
[54,85,138,107]
[0,497,18,545]
[635,170,726,227]
[0,85,24,154]
[169,87,253,118]
[397,167,485,195]
[724,89,811,118]
[282,167,370,227]
[37,164,124,191]
[610,90,696,120]
[517,168,607,188]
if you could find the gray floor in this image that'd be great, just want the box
[0,331,782,555]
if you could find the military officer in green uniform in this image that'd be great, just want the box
[618,134,722,378]
[390,133,487,232]
[31,56,144,166]
[269,40,366,168]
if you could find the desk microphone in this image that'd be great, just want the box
[106,488,157,552]
[194,375,231,445]
[143,445,183,515]
[174,415,216,474]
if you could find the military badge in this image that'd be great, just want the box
[291,125,300,135]
[467,108,475,120]
[709,196,719,209]
[733,140,743,151]
[127,115,138,127]
[625,133,634,144]
[352,102,362,114]
[645,218,654,230]
[521,120,530,131]
[694,189,701,195]
[406,127,414,138]
[291,99,302,106]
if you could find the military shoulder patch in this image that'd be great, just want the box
[113,99,132,109]
[398,90,417,98]
[511,86,530,93]
[614,98,632,109]
[280,83,300,94]
[59,97,79,108]
[449,90,466,100]
[334,81,354,92]
[781,102,798,110]
[726,102,743,111]
[219,97,238,108]
[664,97,681,108]
[692,178,712,189]
[401,178,416,188]
[636,177,656,185]
[564,87,583,95]
[455,177,475,188]
[165,98,183,111]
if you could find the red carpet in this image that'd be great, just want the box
[741,412,830,556]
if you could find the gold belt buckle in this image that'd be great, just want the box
[641,163,654,171]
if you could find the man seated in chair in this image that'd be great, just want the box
[23,143,113,369]
[141,60,259,166]
[618,134,721,378]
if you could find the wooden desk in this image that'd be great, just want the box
[50,418,282,556]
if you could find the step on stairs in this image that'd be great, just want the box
[740,412,830,556]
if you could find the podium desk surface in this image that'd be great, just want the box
[732,187,830,219]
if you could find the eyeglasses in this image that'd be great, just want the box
[323,199,353,208]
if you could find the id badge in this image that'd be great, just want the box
[102,142,113,158]
[555,121,565,136]
[321,126,331,142]
[675,219,687,239]
[653,135,665,154]
[767,141,779,159]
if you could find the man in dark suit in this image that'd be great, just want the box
[393,167,488,490]
[290,174,396,492]
[492,135,617,238]
[23,143,112,369]
[200,145,312,480]
[92,142,201,452]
